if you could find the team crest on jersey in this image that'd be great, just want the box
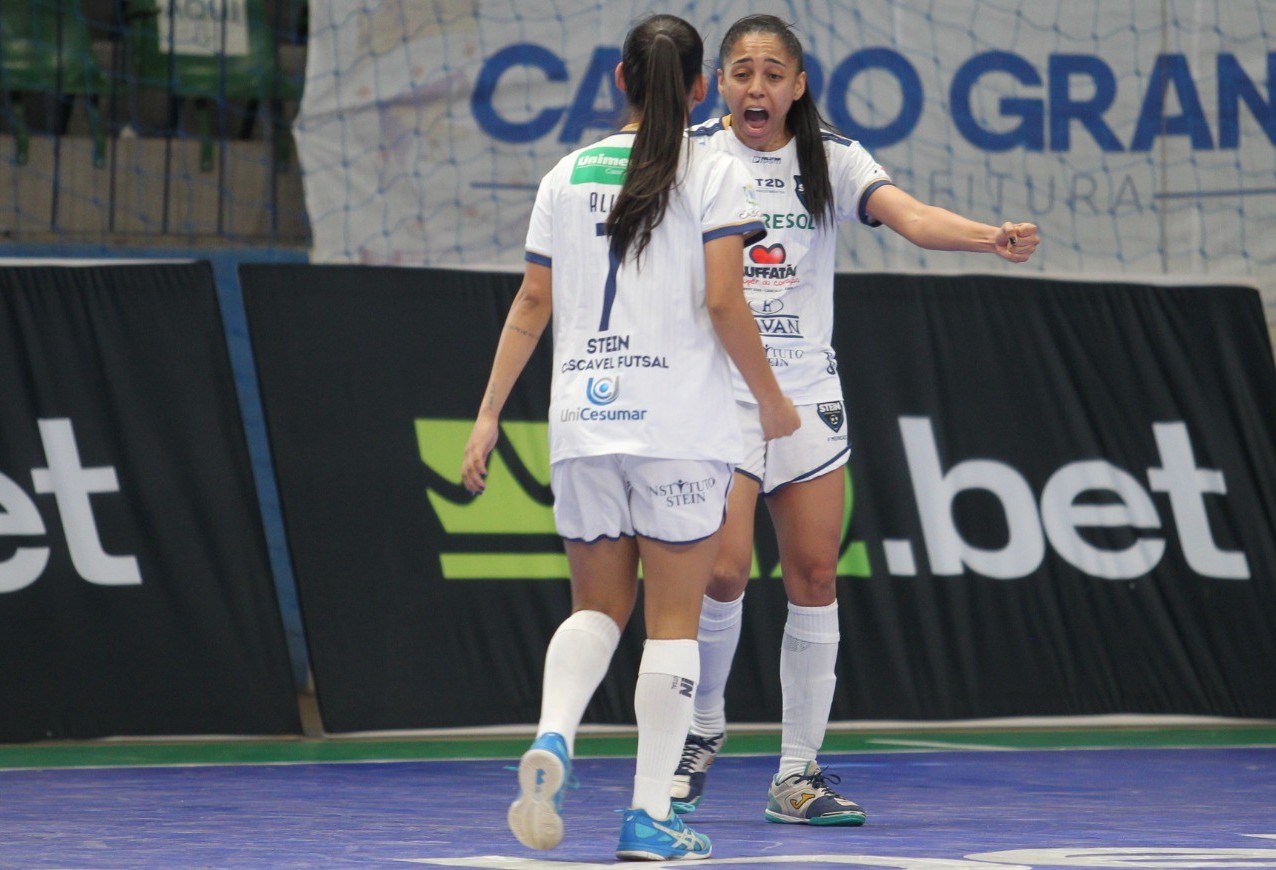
[794,175,809,212]
[817,402,844,432]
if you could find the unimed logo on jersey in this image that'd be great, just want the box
[570,147,628,185]
[882,416,1250,581]
[414,417,870,581]
[0,418,142,593]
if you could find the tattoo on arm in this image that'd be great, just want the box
[505,323,539,340]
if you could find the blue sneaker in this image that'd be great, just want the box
[508,732,571,849]
[615,807,711,861]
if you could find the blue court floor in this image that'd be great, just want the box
[1,742,1274,868]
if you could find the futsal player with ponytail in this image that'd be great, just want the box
[461,13,799,861]
[675,13,1040,826]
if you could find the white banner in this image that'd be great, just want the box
[295,1,1276,311]
[157,0,250,57]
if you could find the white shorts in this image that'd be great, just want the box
[551,455,734,544]
[736,400,851,495]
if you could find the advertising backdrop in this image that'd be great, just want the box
[0,263,300,741]
[831,273,1276,718]
[243,264,1276,731]
[243,264,590,732]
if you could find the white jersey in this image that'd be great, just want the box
[526,130,765,465]
[689,117,892,404]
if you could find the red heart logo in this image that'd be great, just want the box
[749,244,786,264]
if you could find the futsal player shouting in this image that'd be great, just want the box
[674,13,1039,826]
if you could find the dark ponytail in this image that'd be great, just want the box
[606,15,704,263]
[719,15,835,227]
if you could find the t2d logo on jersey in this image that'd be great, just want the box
[414,418,870,580]
[751,177,787,190]
[880,416,1249,581]
[1,418,142,593]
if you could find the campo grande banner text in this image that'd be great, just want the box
[297,1,1276,312]
[243,264,1276,731]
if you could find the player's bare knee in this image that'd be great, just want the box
[707,560,749,601]
[784,561,838,606]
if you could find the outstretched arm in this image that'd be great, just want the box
[865,184,1039,263]
[461,261,552,494]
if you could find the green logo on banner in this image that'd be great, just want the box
[570,147,629,185]
[415,417,870,581]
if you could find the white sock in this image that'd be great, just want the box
[632,638,700,819]
[537,610,621,755]
[778,601,839,780]
[691,592,743,737]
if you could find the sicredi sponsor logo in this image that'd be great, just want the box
[887,416,1248,581]
[0,419,141,593]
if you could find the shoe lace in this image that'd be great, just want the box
[677,733,720,770]
[787,765,842,794]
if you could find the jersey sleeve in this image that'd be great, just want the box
[830,139,894,227]
[524,165,557,266]
[700,154,766,244]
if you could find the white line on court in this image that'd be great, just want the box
[865,738,1019,751]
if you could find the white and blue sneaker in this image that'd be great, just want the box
[671,732,724,813]
[764,761,866,826]
[508,732,571,849]
[615,807,712,861]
